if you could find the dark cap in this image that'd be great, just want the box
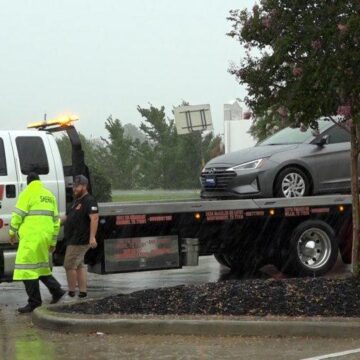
[74,175,89,186]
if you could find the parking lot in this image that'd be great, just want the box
[1,256,360,360]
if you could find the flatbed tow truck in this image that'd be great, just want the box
[0,118,354,281]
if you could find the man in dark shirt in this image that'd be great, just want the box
[63,175,99,299]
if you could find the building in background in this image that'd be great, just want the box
[223,100,256,154]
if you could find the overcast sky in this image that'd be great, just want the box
[0,0,256,138]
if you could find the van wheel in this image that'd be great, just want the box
[274,167,310,198]
[281,220,338,277]
[214,254,230,268]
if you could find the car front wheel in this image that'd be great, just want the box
[274,167,310,198]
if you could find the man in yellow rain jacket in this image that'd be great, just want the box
[9,172,65,313]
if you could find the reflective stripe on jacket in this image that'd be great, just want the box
[9,180,60,280]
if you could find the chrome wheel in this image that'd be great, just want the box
[281,172,306,198]
[297,228,332,270]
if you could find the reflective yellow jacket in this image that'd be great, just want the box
[9,180,60,280]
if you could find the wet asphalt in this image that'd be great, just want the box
[2,256,360,360]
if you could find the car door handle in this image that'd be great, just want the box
[6,185,16,198]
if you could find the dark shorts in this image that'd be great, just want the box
[64,245,89,270]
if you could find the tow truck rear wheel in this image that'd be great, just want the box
[281,220,338,277]
[214,253,230,268]
[223,253,261,277]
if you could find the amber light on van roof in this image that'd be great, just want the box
[28,115,79,129]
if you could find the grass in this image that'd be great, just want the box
[111,189,201,203]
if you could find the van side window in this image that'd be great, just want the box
[16,137,49,175]
[0,138,7,176]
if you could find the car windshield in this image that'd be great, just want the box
[259,120,333,146]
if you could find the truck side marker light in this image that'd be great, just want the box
[195,213,201,220]
[339,205,345,212]
[269,209,275,216]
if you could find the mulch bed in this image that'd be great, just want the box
[55,277,360,317]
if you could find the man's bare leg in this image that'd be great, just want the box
[77,267,87,293]
[66,270,77,293]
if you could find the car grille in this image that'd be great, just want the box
[200,167,237,190]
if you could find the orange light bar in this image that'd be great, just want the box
[28,115,79,129]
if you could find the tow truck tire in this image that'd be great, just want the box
[223,253,261,276]
[281,220,338,277]
[214,254,230,268]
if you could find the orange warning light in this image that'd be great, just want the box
[28,114,79,129]
[194,213,201,220]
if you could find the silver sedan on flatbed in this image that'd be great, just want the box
[201,120,351,199]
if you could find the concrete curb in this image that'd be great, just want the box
[32,306,360,337]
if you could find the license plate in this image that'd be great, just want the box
[205,176,216,187]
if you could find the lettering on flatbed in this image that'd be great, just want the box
[245,210,265,217]
[148,215,173,222]
[310,207,330,214]
[284,207,310,216]
[116,214,147,225]
[116,214,173,226]
[206,210,244,221]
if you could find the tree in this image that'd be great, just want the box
[103,116,139,189]
[138,104,225,189]
[138,105,179,189]
[134,139,161,189]
[123,123,147,143]
[176,131,204,188]
[249,107,291,142]
[202,132,224,164]
[228,1,360,274]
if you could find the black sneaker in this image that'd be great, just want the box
[50,289,66,304]
[18,304,38,314]
[78,292,87,299]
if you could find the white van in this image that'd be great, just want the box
[0,119,87,281]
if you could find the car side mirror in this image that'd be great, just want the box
[315,135,329,147]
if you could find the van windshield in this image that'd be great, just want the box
[259,120,332,146]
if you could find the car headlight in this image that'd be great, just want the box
[227,159,264,171]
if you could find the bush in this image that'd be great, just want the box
[89,166,112,202]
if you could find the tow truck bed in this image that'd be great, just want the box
[98,195,352,215]
[88,195,352,277]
